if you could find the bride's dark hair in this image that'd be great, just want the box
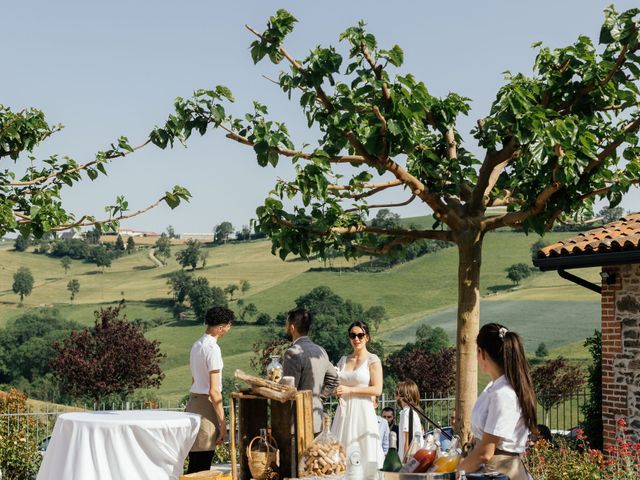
[347,320,371,338]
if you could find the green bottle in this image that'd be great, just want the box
[382,431,403,472]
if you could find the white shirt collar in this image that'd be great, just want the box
[486,374,508,391]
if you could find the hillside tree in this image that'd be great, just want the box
[175,239,202,270]
[115,234,125,252]
[224,283,239,300]
[167,270,193,304]
[61,255,72,275]
[67,279,80,301]
[240,279,251,295]
[214,221,234,243]
[12,267,34,304]
[93,246,112,272]
[126,236,136,253]
[506,263,533,285]
[151,8,640,438]
[14,234,30,252]
[188,278,228,322]
[154,233,172,265]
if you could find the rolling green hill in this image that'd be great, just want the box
[0,225,601,402]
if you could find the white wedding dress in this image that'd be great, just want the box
[331,354,384,478]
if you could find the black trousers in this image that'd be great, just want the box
[186,450,214,474]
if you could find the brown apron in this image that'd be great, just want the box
[469,438,531,480]
[185,393,220,452]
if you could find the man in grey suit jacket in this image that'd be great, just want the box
[282,308,339,434]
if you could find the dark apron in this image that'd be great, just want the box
[469,438,531,480]
[185,393,219,452]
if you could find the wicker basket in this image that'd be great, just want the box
[246,433,279,480]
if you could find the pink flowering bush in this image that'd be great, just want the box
[524,419,640,479]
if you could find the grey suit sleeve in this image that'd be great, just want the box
[283,347,302,387]
[319,357,339,400]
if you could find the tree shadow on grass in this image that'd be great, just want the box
[83,270,104,276]
[133,265,156,271]
[144,297,174,309]
[486,284,514,294]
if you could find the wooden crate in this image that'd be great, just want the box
[230,390,313,480]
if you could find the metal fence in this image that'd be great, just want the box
[1,390,589,447]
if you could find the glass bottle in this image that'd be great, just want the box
[400,432,423,468]
[299,415,346,477]
[248,428,278,480]
[266,355,283,383]
[400,433,435,473]
[382,431,403,472]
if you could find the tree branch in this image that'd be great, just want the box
[328,179,402,193]
[481,181,561,231]
[219,124,366,164]
[470,138,519,212]
[3,139,151,187]
[18,195,169,231]
[343,194,416,213]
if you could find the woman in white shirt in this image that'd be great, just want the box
[457,323,536,480]
[395,380,424,461]
[184,306,234,474]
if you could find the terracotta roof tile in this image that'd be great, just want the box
[537,213,640,258]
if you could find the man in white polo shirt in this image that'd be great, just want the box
[184,306,234,474]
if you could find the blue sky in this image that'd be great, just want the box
[4,1,639,234]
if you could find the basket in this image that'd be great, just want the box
[246,433,280,480]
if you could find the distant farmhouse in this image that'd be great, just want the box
[179,233,214,243]
[59,230,84,240]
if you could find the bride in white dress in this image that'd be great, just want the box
[331,321,384,478]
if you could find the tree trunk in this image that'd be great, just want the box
[454,228,484,443]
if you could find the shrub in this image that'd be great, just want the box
[0,389,41,480]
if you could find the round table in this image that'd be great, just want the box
[36,410,201,480]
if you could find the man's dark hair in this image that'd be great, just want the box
[205,306,235,327]
[287,308,312,335]
[381,407,395,416]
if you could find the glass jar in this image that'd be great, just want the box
[267,355,283,383]
[299,415,347,477]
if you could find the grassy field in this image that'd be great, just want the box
[0,226,602,402]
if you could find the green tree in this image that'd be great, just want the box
[256,312,272,325]
[12,267,34,304]
[60,255,72,275]
[93,246,112,272]
[67,279,80,301]
[598,205,626,224]
[241,302,258,320]
[167,270,193,304]
[175,239,202,270]
[535,342,549,359]
[85,228,101,245]
[240,279,251,295]
[224,283,239,300]
[415,325,450,353]
[152,8,640,438]
[506,262,533,285]
[0,106,190,239]
[126,236,136,254]
[14,234,30,252]
[154,233,172,265]
[370,209,401,229]
[188,277,228,322]
[115,234,125,252]
[0,308,80,386]
[581,330,602,450]
[166,225,177,238]
[214,221,234,244]
[530,238,547,259]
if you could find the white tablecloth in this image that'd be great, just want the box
[37,410,201,480]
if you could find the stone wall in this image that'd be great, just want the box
[602,263,640,447]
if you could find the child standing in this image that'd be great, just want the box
[395,380,424,462]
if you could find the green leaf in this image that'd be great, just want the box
[381,45,404,67]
